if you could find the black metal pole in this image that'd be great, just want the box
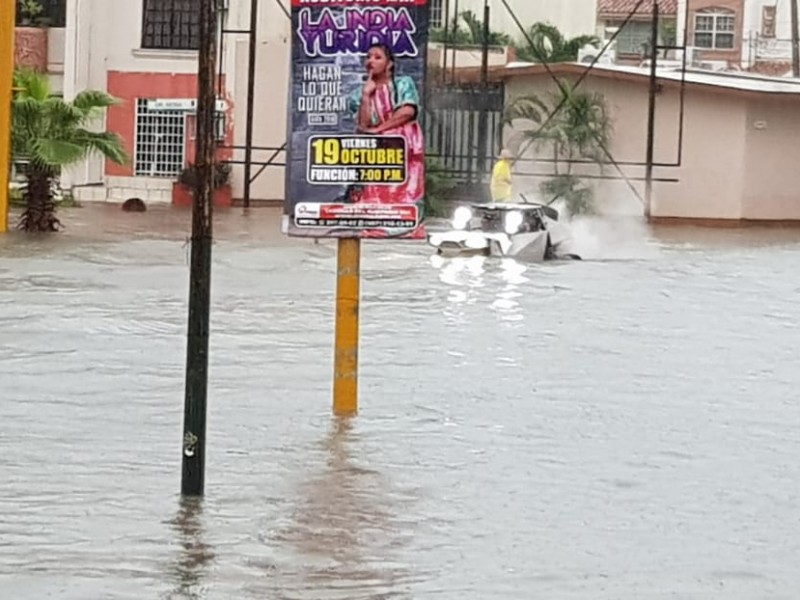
[182,0,218,497]
[243,0,259,209]
[676,0,688,167]
[450,0,459,83]
[645,1,659,220]
[791,0,799,77]
[441,0,450,84]
[217,1,226,98]
[477,0,490,179]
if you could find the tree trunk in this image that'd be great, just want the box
[20,167,60,232]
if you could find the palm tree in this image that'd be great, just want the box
[515,23,600,64]
[503,79,613,215]
[430,9,511,47]
[11,68,128,232]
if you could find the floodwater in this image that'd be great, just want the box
[2,203,800,599]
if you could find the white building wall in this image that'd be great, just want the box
[61,0,294,203]
[441,0,599,40]
[63,0,204,197]
[225,0,292,203]
[742,0,795,68]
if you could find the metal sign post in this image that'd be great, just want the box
[284,0,431,415]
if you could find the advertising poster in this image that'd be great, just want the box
[284,0,430,239]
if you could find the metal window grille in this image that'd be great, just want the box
[612,20,652,55]
[187,112,227,141]
[141,0,200,50]
[134,99,186,177]
[430,0,443,29]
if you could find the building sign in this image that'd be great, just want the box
[284,0,430,239]
[147,99,228,112]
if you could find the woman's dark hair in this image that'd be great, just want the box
[368,42,398,105]
[368,42,396,75]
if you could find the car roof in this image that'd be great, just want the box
[470,202,544,211]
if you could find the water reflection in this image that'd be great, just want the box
[165,497,215,600]
[432,254,486,292]
[433,254,528,323]
[489,259,528,322]
[268,418,413,599]
[432,255,485,327]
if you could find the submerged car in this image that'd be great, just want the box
[427,201,580,261]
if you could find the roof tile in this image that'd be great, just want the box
[597,0,678,16]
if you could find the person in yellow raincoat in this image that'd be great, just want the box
[490,148,514,202]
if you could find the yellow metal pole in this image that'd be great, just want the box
[0,0,16,234]
[333,237,361,416]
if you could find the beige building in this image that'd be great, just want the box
[493,62,800,222]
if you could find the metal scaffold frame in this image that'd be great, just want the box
[221,0,688,215]
[218,0,290,208]
[495,0,690,214]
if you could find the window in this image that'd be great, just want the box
[187,112,227,142]
[141,0,200,51]
[761,5,776,38]
[694,9,735,50]
[15,0,66,27]
[430,0,444,29]
[134,99,187,177]
[611,20,653,55]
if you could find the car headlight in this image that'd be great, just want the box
[504,210,523,234]
[452,206,472,230]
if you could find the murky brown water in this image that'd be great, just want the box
[2,204,800,599]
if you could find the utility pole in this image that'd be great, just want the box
[181,0,218,497]
[477,0,490,180]
[441,0,451,83]
[242,0,258,209]
[450,0,459,83]
[644,0,659,220]
[791,0,799,77]
[0,0,16,234]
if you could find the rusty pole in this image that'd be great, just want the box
[182,0,218,497]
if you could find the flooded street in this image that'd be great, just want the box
[2,204,800,599]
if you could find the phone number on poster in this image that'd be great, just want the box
[306,135,407,186]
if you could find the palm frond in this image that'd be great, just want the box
[43,98,90,129]
[72,90,121,115]
[73,130,129,165]
[502,94,548,126]
[13,68,52,101]
[11,68,128,170]
[460,10,483,45]
[30,138,88,167]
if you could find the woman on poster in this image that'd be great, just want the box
[347,43,425,238]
